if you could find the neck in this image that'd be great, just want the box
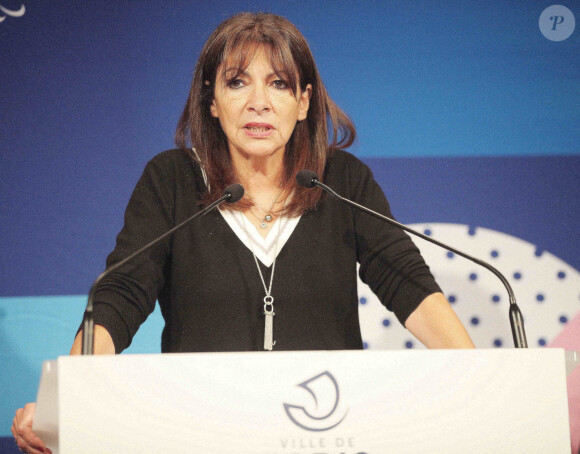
[231,152,285,194]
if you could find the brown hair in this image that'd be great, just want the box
[175,12,355,215]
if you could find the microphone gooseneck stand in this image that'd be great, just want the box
[296,170,528,348]
[81,184,244,355]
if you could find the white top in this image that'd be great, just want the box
[219,208,301,267]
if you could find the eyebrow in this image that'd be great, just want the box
[223,68,289,79]
[224,67,247,77]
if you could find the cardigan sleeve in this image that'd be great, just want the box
[90,151,180,352]
[331,152,441,325]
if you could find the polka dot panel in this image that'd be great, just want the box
[358,223,580,349]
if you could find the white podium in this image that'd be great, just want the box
[33,349,571,453]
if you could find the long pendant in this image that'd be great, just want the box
[263,295,275,351]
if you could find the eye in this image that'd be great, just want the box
[272,79,289,90]
[227,78,244,89]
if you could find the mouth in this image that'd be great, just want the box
[243,123,274,137]
[244,123,274,132]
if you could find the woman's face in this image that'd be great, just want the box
[210,49,311,163]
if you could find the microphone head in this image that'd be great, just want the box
[224,184,245,203]
[296,169,318,188]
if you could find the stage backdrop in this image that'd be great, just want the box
[1,0,578,451]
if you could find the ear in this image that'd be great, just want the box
[210,99,219,118]
[297,84,312,121]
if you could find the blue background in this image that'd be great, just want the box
[0,0,578,447]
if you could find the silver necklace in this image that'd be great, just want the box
[247,207,272,229]
[247,189,283,229]
[240,207,284,350]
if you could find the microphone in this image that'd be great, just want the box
[81,183,244,354]
[296,169,318,188]
[296,170,528,348]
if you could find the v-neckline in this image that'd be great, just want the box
[218,208,301,267]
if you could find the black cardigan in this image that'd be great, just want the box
[91,149,441,353]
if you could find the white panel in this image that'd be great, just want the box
[34,349,571,453]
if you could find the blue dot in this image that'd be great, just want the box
[405,340,414,349]
[534,248,543,257]
[424,229,432,236]
[363,342,369,349]
[490,250,499,258]
[470,316,480,326]
[448,295,456,304]
[382,318,391,327]
[492,294,501,303]
[469,273,478,281]
[536,293,545,302]
[359,297,367,305]
[513,272,522,280]
[493,338,503,347]
[538,338,546,347]
[559,315,568,324]
[557,271,566,279]
[446,251,455,259]
[468,226,476,236]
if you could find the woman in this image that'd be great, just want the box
[13,12,473,453]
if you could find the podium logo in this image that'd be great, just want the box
[0,3,25,23]
[283,371,349,432]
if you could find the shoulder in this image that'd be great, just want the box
[324,149,375,189]
[146,148,195,171]
[145,149,202,181]
[138,148,206,195]
[327,149,363,167]
[326,149,372,177]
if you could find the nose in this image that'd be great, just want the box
[247,83,270,115]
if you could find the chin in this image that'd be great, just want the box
[240,143,285,158]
